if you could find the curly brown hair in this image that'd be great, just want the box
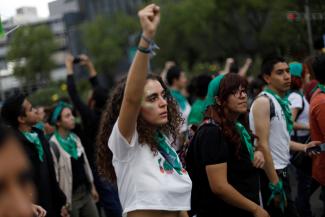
[205,73,251,156]
[96,74,183,182]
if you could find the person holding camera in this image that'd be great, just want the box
[65,54,123,217]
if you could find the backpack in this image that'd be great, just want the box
[178,119,219,168]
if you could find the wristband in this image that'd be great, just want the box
[138,46,151,54]
[141,34,153,45]
[139,33,160,56]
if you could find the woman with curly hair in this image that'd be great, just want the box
[96,4,191,217]
[186,73,268,217]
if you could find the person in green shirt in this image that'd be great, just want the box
[188,74,212,126]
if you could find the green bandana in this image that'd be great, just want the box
[155,131,183,175]
[289,62,303,78]
[235,122,254,161]
[268,179,287,213]
[22,132,44,162]
[204,74,255,161]
[54,130,78,160]
[50,101,72,125]
[170,89,187,111]
[203,74,225,111]
[264,88,293,134]
[317,83,325,93]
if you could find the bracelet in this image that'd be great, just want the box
[141,34,153,45]
[138,46,151,54]
[139,33,160,56]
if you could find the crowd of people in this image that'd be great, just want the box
[0,3,324,217]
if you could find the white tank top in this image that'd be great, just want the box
[249,91,290,170]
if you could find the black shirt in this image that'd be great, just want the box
[71,154,89,192]
[67,75,102,169]
[16,128,66,217]
[186,123,260,217]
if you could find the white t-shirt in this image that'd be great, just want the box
[108,121,192,215]
[180,102,191,133]
[249,92,291,170]
[288,92,310,137]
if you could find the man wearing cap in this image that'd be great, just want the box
[1,94,69,217]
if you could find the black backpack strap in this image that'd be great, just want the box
[179,118,219,168]
[256,93,275,120]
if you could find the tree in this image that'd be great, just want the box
[151,0,319,72]
[81,13,139,76]
[6,25,58,85]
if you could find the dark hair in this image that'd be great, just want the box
[96,74,183,182]
[92,86,108,110]
[261,56,286,76]
[303,56,315,79]
[304,80,319,103]
[205,73,250,156]
[248,78,265,99]
[1,94,26,128]
[193,74,212,98]
[166,66,182,86]
[291,76,303,91]
[312,54,325,84]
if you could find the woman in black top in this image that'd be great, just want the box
[186,73,269,217]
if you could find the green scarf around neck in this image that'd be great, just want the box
[54,130,78,160]
[264,88,293,134]
[155,131,183,175]
[22,131,44,162]
[235,122,254,161]
[317,83,325,93]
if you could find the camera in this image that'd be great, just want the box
[72,57,81,64]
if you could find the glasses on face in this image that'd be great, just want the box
[232,88,247,98]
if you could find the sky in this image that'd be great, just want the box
[0,0,53,20]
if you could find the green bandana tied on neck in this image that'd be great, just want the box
[170,89,187,111]
[54,130,78,160]
[317,83,325,93]
[264,88,293,134]
[23,132,44,162]
[235,122,254,161]
[203,74,254,161]
[155,131,183,175]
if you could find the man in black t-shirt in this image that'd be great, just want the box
[1,94,69,217]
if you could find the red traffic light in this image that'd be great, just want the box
[287,11,299,21]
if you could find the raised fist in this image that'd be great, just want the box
[138,4,160,39]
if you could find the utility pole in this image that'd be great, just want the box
[305,0,314,54]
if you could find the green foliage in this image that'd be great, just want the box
[154,0,310,70]
[28,80,91,107]
[81,0,324,76]
[81,13,139,75]
[6,25,58,84]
